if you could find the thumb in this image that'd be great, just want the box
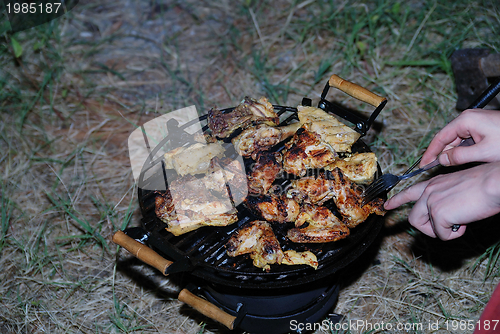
[439,146,479,166]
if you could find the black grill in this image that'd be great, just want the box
[128,100,385,289]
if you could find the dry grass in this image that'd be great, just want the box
[1,0,500,333]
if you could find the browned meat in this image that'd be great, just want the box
[287,168,384,228]
[232,122,300,159]
[226,220,284,271]
[282,127,337,177]
[155,189,175,219]
[282,250,318,269]
[245,194,300,223]
[287,173,335,205]
[208,97,279,138]
[298,106,360,153]
[287,204,350,243]
[327,168,385,228]
[247,152,283,195]
[325,152,377,184]
[155,175,238,236]
[207,157,248,205]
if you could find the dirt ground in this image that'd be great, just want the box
[1,1,500,333]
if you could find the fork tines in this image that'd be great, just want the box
[361,178,389,206]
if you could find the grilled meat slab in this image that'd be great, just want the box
[327,168,385,228]
[226,220,284,271]
[287,204,350,243]
[232,122,300,159]
[208,157,248,205]
[325,152,377,184]
[245,194,300,223]
[282,127,337,177]
[298,105,360,153]
[247,151,283,195]
[155,174,238,236]
[208,97,279,138]
[287,173,335,205]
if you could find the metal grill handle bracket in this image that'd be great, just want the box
[318,74,387,136]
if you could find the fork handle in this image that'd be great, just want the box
[401,159,440,180]
[402,137,476,179]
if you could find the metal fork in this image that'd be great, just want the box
[362,137,475,206]
[361,156,440,206]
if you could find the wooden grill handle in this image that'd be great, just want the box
[178,288,237,330]
[329,74,387,107]
[112,230,173,276]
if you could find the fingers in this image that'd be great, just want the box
[438,146,473,166]
[384,181,429,210]
[407,194,468,240]
[384,178,467,241]
[420,110,480,166]
[436,224,467,241]
[421,136,463,166]
[406,217,466,240]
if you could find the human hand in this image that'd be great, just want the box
[384,162,500,240]
[421,109,500,167]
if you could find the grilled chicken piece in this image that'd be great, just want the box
[245,194,300,223]
[163,141,225,176]
[155,175,238,236]
[282,250,319,269]
[287,173,335,205]
[208,97,279,138]
[282,127,337,177]
[298,106,360,153]
[226,220,284,271]
[287,204,350,243]
[325,152,377,184]
[247,151,283,195]
[232,122,301,159]
[327,168,385,228]
[207,157,248,205]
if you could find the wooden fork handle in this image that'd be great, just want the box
[329,74,387,107]
[112,230,173,276]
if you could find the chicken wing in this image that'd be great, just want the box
[327,167,385,228]
[208,97,279,138]
[247,151,283,195]
[282,127,337,177]
[287,204,350,243]
[298,105,360,152]
[325,152,377,184]
[232,122,300,159]
[245,194,300,223]
[226,220,284,271]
